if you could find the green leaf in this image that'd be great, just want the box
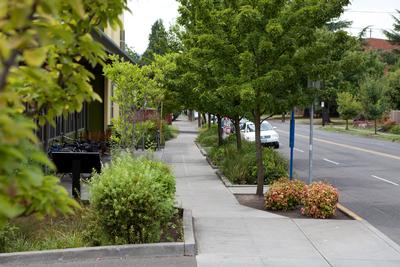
[23,47,48,67]
[69,0,86,18]
[0,196,25,218]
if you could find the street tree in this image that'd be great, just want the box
[385,69,400,110]
[140,19,171,65]
[360,77,390,134]
[0,0,128,224]
[233,0,350,195]
[337,92,362,130]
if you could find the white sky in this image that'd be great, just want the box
[124,0,399,54]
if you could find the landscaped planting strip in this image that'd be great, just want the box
[0,209,196,264]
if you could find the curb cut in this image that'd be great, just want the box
[0,209,196,265]
[336,203,363,221]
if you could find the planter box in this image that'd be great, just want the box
[0,209,196,265]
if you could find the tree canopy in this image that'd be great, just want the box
[0,0,128,225]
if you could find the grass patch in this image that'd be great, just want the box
[320,125,400,143]
[0,206,183,253]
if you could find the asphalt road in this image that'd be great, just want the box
[270,120,400,245]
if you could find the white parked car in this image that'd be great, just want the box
[240,121,279,148]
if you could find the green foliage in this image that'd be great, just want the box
[0,209,88,253]
[162,123,179,142]
[261,148,289,185]
[264,178,305,211]
[384,10,400,44]
[390,125,400,135]
[206,139,287,185]
[337,92,362,129]
[0,0,127,225]
[360,77,390,123]
[0,224,18,252]
[141,19,178,65]
[104,57,157,149]
[301,182,339,219]
[196,124,219,147]
[88,154,175,244]
[385,69,400,110]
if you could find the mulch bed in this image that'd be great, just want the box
[235,194,352,220]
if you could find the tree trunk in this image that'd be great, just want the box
[375,119,377,134]
[233,116,242,151]
[345,119,349,130]
[202,113,207,125]
[188,110,193,121]
[208,113,211,129]
[322,105,330,126]
[217,114,223,146]
[254,109,265,196]
[197,112,201,127]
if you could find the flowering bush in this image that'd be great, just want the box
[301,182,339,219]
[264,178,305,211]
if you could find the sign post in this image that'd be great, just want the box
[289,109,295,180]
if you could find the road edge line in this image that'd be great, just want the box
[337,203,363,221]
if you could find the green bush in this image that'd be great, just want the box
[0,224,18,252]
[262,148,288,184]
[88,154,175,244]
[390,125,400,135]
[212,141,287,185]
[220,142,256,184]
[264,178,305,211]
[162,123,179,142]
[196,125,219,147]
[301,182,339,219]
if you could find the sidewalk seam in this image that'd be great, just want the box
[292,219,333,267]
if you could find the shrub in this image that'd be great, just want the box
[301,182,339,219]
[88,154,175,244]
[0,224,18,252]
[390,124,400,135]
[262,148,288,184]
[264,178,305,211]
[208,145,225,165]
[196,125,219,147]
[381,120,396,132]
[162,123,178,142]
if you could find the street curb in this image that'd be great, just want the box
[215,170,234,187]
[336,204,400,254]
[360,220,400,254]
[206,156,219,169]
[194,141,220,168]
[0,209,196,264]
[336,203,363,221]
[183,209,196,256]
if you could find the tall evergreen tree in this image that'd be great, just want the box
[141,19,170,65]
[384,10,400,44]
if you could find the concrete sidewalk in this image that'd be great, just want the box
[163,119,400,267]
